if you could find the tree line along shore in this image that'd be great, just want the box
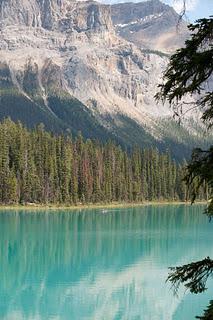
[0,119,208,205]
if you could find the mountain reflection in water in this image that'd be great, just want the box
[0,204,212,320]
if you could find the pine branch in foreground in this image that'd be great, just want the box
[196,300,213,319]
[167,257,213,295]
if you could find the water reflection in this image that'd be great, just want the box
[0,205,212,319]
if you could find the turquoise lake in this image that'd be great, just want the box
[0,204,213,320]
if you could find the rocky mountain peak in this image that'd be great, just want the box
[0,0,113,33]
[0,0,206,159]
[112,0,172,25]
[111,0,188,52]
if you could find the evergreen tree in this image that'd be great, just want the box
[0,119,207,206]
[156,16,213,320]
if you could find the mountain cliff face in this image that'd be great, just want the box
[0,0,112,31]
[0,0,209,159]
[111,0,188,52]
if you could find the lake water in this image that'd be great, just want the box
[0,205,212,320]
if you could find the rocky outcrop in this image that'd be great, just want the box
[0,0,112,32]
[0,0,208,158]
[0,0,169,121]
[111,0,188,52]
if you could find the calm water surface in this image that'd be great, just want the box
[0,204,213,320]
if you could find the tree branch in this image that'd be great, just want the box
[168,257,213,295]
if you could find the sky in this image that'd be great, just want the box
[100,0,213,22]
[163,0,213,22]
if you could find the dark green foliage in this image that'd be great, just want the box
[47,95,114,141]
[0,90,65,132]
[168,257,213,320]
[103,114,212,161]
[0,118,204,205]
[0,87,211,162]
[0,89,113,139]
[156,16,213,319]
[168,257,213,295]
[156,17,213,128]
[156,16,213,214]
[196,301,213,320]
[184,147,213,217]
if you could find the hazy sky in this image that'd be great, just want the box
[163,0,213,22]
[100,0,212,22]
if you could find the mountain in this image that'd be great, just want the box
[0,0,209,160]
[111,0,189,53]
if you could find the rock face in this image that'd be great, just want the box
[0,0,113,31]
[111,0,189,52]
[0,0,170,124]
[0,0,208,158]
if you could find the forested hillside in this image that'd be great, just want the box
[0,0,210,162]
[0,119,207,205]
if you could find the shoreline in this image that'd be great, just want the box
[0,201,206,211]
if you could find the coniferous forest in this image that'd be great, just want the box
[0,119,207,205]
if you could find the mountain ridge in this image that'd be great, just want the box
[111,0,188,52]
[0,0,210,160]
